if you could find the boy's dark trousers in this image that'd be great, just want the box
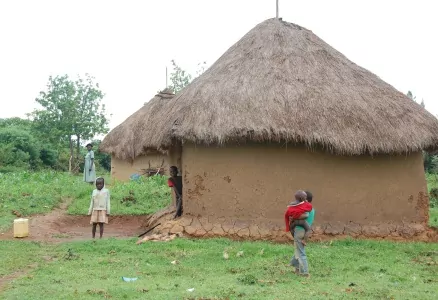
[175,196,183,218]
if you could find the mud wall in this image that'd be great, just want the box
[181,143,428,231]
[111,154,169,182]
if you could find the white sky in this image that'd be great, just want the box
[0,0,437,131]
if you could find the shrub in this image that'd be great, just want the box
[430,187,438,208]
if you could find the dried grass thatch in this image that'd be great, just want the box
[100,89,174,160]
[143,18,438,155]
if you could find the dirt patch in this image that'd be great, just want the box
[0,199,150,243]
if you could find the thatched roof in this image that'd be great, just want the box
[99,89,174,160]
[144,18,438,155]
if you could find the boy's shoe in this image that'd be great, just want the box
[299,273,310,278]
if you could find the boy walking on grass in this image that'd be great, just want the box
[287,190,315,277]
[284,190,313,244]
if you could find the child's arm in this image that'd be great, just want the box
[89,151,95,171]
[284,208,292,232]
[106,190,111,215]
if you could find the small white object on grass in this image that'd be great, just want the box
[122,277,138,282]
[187,288,195,292]
[236,251,244,257]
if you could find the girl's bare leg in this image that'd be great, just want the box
[92,223,97,238]
[99,223,104,238]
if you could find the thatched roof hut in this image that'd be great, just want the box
[140,18,438,240]
[147,18,438,155]
[100,88,174,160]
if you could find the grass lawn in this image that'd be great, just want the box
[1,171,437,298]
[0,172,171,233]
[430,207,438,228]
[67,175,171,216]
[1,238,437,299]
[0,172,91,232]
[426,173,438,228]
[1,171,436,231]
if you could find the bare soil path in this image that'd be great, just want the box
[0,198,150,243]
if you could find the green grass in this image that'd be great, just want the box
[0,172,171,232]
[0,241,47,278]
[1,238,437,299]
[67,175,171,215]
[2,171,436,228]
[0,171,91,232]
[426,173,438,190]
[426,173,438,228]
[1,172,438,298]
[430,208,438,228]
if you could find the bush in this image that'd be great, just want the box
[40,148,58,167]
[0,128,41,170]
[430,187,438,208]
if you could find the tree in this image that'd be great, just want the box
[90,139,111,172]
[407,90,415,101]
[0,127,41,170]
[72,75,109,164]
[31,74,109,172]
[0,117,60,172]
[408,91,435,172]
[168,60,207,93]
[31,75,76,153]
[407,90,425,108]
[0,117,33,129]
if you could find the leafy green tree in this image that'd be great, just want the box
[31,75,76,170]
[168,60,192,94]
[0,117,33,129]
[407,90,415,101]
[168,60,207,93]
[409,91,435,172]
[91,139,111,172]
[31,74,109,172]
[72,75,109,164]
[0,127,41,170]
[407,90,425,108]
[0,117,61,171]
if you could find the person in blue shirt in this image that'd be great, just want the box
[289,190,315,277]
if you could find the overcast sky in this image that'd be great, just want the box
[0,0,436,130]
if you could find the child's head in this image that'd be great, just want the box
[305,190,313,203]
[96,177,104,190]
[170,166,178,177]
[294,190,307,202]
[86,143,93,151]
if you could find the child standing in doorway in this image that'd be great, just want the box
[88,177,110,239]
[168,166,183,219]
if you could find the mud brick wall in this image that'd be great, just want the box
[179,143,428,236]
[111,154,169,182]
